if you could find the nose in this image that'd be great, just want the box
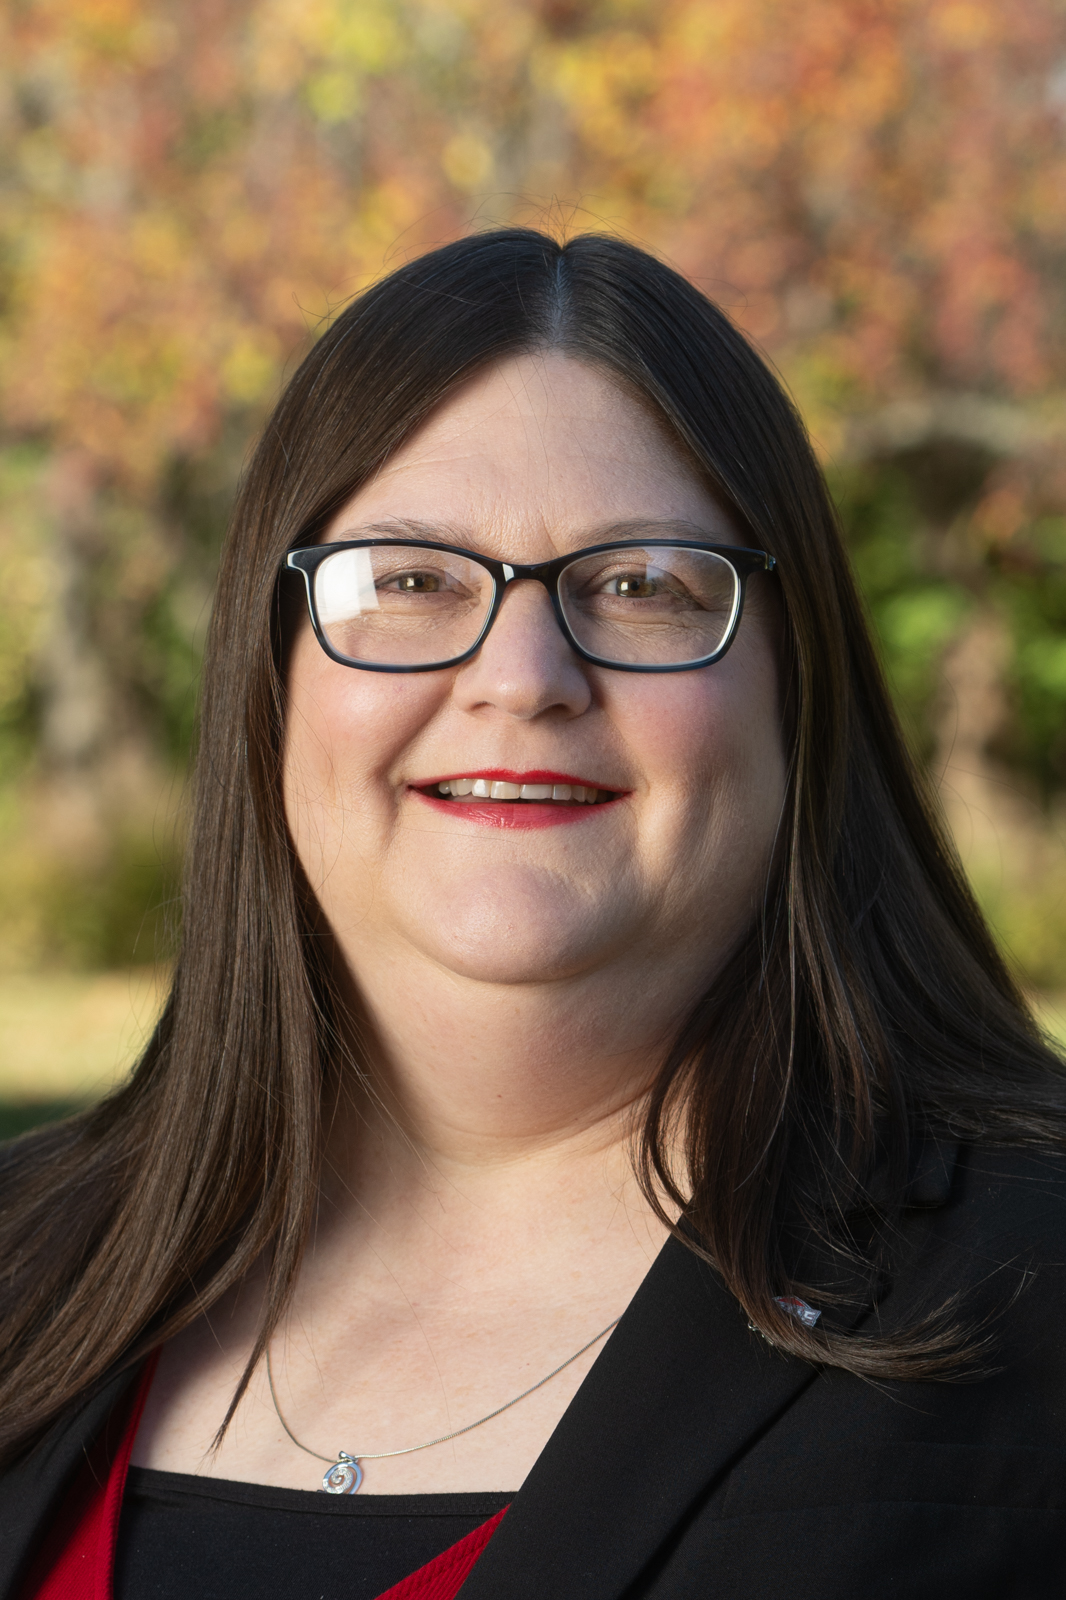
[452,579,592,721]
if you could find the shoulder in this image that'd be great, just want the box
[920,1139,1066,1263]
[887,1140,1066,1373]
[0,1363,141,1598]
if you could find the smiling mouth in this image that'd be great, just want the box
[418,774,620,805]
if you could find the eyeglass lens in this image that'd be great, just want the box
[312,544,741,669]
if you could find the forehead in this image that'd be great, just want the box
[324,352,738,559]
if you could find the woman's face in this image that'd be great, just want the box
[284,354,786,1003]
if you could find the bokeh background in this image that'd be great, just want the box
[2,0,1066,1137]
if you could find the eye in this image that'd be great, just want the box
[592,566,690,604]
[385,570,444,593]
[612,572,661,598]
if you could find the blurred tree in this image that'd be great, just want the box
[0,0,1064,976]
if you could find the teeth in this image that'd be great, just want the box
[434,778,612,803]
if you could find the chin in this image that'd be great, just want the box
[401,869,632,985]
[424,946,591,985]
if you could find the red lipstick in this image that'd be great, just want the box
[410,769,627,830]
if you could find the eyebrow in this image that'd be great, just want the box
[329,516,731,551]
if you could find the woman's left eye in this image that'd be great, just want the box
[610,573,660,598]
[596,570,688,602]
[387,571,442,592]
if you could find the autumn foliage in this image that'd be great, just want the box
[1,0,1065,978]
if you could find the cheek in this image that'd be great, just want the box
[607,645,786,872]
[282,635,442,846]
[617,673,782,798]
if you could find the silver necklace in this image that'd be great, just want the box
[267,1318,620,1494]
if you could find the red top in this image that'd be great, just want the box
[21,1358,506,1600]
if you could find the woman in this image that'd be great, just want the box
[2,228,1066,1600]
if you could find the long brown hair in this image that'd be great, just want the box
[2,229,1063,1466]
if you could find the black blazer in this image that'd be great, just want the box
[4,1140,1066,1599]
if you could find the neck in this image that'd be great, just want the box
[322,933,698,1176]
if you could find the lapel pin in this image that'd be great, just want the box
[748,1295,823,1343]
[774,1295,822,1328]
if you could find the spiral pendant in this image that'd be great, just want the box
[321,1452,363,1494]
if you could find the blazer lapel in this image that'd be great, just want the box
[457,1236,824,1600]
[460,1137,961,1600]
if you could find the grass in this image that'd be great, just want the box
[0,967,168,1139]
[0,1099,86,1141]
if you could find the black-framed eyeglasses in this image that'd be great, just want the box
[285,538,776,674]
